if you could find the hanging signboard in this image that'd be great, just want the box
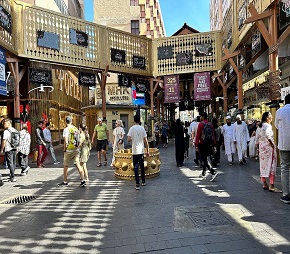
[164,75,180,103]
[132,86,145,105]
[0,47,6,96]
[132,55,146,69]
[0,5,12,33]
[135,81,147,93]
[37,30,60,51]
[252,30,261,58]
[281,86,290,100]
[158,46,173,60]
[69,28,88,47]
[118,74,131,87]
[111,48,126,64]
[194,72,211,101]
[29,68,52,85]
[279,0,290,30]
[78,72,95,86]
[176,52,193,66]
[195,43,213,57]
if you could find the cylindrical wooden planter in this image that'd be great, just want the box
[113,148,161,180]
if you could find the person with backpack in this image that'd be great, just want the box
[233,115,250,165]
[58,116,86,187]
[0,118,19,182]
[35,120,48,168]
[18,123,31,176]
[195,112,218,181]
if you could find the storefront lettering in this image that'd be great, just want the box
[56,69,82,102]
[107,85,130,96]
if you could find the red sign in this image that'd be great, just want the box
[164,75,180,103]
[194,72,211,101]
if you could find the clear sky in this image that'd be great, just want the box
[83,0,210,36]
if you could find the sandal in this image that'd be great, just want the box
[104,160,107,166]
[269,187,282,193]
[97,163,102,167]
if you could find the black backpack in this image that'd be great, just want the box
[8,129,20,149]
[201,122,214,145]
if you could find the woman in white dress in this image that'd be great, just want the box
[111,119,125,167]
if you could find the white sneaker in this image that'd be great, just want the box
[54,161,61,164]
[23,166,30,174]
[210,172,219,182]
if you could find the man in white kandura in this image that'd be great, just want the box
[233,114,250,165]
[222,115,236,165]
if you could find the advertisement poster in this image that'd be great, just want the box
[194,72,211,101]
[164,75,179,103]
[0,47,6,96]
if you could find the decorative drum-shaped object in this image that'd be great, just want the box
[113,148,161,180]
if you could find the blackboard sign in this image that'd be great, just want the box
[279,0,290,30]
[0,5,12,34]
[132,55,146,69]
[111,48,126,64]
[135,81,147,93]
[37,30,60,51]
[176,52,193,66]
[78,72,95,86]
[195,43,213,57]
[118,74,131,87]
[69,28,88,47]
[158,46,173,60]
[29,68,52,85]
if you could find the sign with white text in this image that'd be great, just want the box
[0,47,6,96]
[164,75,180,103]
[194,72,211,101]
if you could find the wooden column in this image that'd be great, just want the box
[6,54,28,130]
[97,65,109,121]
[222,48,244,116]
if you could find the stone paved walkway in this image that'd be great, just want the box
[0,141,290,253]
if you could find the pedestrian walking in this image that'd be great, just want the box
[0,118,18,182]
[111,119,125,167]
[233,115,250,165]
[195,112,218,181]
[255,112,281,192]
[35,120,48,168]
[58,116,86,187]
[184,128,190,158]
[161,120,169,148]
[154,122,160,148]
[127,114,149,190]
[18,123,31,176]
[222,115,236,165]
[91,118,109,167]
[174,119,185,167]
[275,93,290,203]
[43,122,60,164]
[79,123,91,182]
[212,117,222,166]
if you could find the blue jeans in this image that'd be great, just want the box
[280,150,290,196]
[46,142,57,162]
[133,154,145,185]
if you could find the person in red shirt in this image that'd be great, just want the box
[195,112,218,181]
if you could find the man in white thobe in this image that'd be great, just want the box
[233,114,250,165]
[222,115,236,165]
[189,117,200,164]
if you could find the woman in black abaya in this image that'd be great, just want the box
[174,119,185,167]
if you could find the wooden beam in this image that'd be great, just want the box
[212,71,224,80]
[242,44,268,72]
[278,24,290,45]
[226,75,237,89]
[223,48,239,75]
[247,3,272,47]
[244,9,273,24]
[19,61,29,82]
[6,57,20,63]
[221,50,240,61]
[101,65,109,120]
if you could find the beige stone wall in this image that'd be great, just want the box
[35,0,61,13]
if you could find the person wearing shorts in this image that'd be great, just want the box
[58,116,86,187]
[92,118,109,167]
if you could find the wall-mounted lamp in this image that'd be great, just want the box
[28,84,54,93]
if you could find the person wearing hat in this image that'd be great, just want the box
[233,114,250,165]
[59,116,86,187]
[222,115,236,165]
[91,117,109,167]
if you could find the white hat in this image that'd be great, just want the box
[97,117,102,121]
[236,114,241,120]
[226,115,231,120]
